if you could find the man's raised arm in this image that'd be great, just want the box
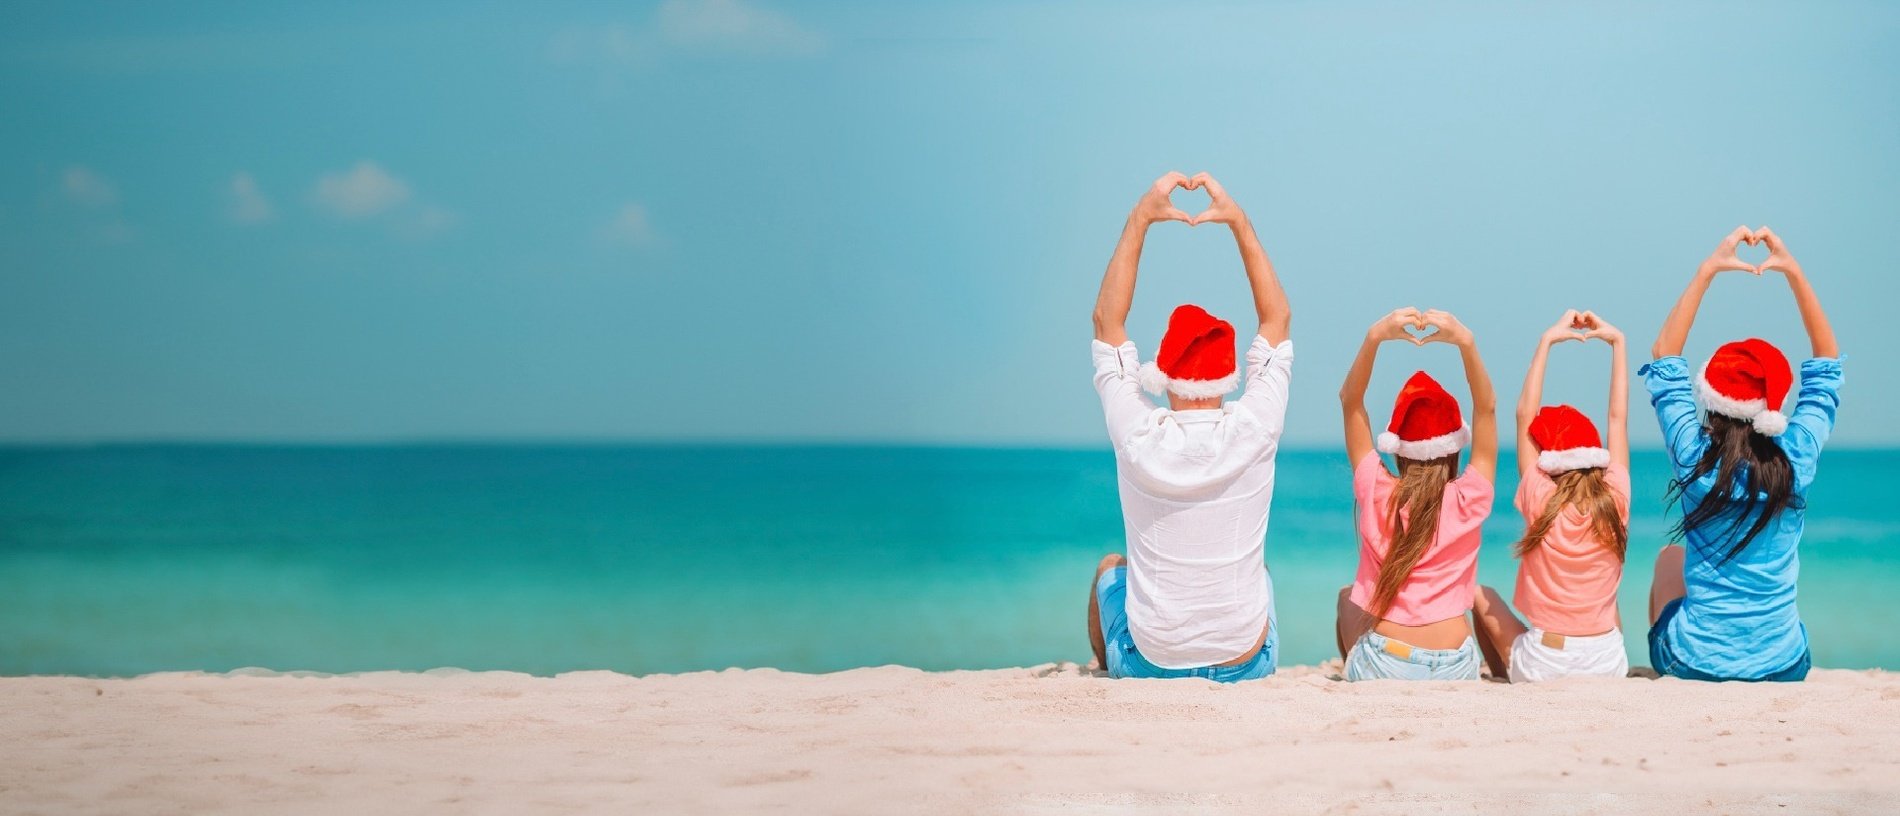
[1094,172,1192,345]
[1189,173,1288,345]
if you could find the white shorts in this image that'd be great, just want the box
[1508,628,1630,683]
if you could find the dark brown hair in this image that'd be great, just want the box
[1515,467,1627,560]
[1667,413,1799,563]
[1368,453,1458,617]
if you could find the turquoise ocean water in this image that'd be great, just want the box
[1,445,1894,676]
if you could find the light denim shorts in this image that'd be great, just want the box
[1094,566,1277,682]
[1345,631,1481,682]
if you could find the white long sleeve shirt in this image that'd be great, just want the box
[1091,335,1293,668]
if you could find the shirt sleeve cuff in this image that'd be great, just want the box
[1244,335,1293,366]
[1801,356,1844,375]
[1091,339,1141,376]
[1638,355,1690,380]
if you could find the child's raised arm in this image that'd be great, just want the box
[1583,311,1631,471]
[1757,227,1839,359]
[1341,308,1424,465]
[1651,226,1758,359]
[1518,310,1584,475]
[1423,310,1498,482]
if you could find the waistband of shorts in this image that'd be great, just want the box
[1526,627,1623,650]
[1359,631,1476,667]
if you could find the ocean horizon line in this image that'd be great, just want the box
[3,438,1899,454]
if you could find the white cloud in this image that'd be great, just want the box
[601,204,655,245]
[61,166,119,207]
[550,0,822,68]
[397,205,458,240]
[656,0,823,55]
[228,172,274,224]
[312,161,410,218]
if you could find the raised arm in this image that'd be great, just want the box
[1092,172,1192,345]
[1582,311,1631,470]
[1341,308,1423,464]
[1424,310,1498,482]
[1518,310,1583,475]
[1187,173,1289,345]
[1651,225,1757,359]
[1756,227,1839,358]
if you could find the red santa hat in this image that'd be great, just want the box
[1138,304,1239,399]
[1697,338,1792,436]
[1529,404,1611,474]
[1376,371,1470,460]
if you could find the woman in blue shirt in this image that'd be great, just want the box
[1643,225,1841,682]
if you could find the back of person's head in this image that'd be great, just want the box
[1670,338,1799,562]
[1139,304,1237,407]
[1518,405,1627,559]
[1368,371,1469,616]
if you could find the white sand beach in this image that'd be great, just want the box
[5,663,1899,814]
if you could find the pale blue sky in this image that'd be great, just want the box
[2,1,1895,445]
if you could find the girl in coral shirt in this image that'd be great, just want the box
[1472,310,1632,682]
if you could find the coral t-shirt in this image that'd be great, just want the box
[1348,452,1494,625]
[1511,466,1630,635]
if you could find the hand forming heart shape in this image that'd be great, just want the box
[1542,308,1623,345]
[1734,229,1770,268]
[1146,171,1245,228]
[1708,225,1795,276]
[1374,307,1466,347]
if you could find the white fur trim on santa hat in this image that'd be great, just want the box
[1537,446,1611,474]
[1375,424,1470,461]
[1138,362,1240,399]
[1695,360,1783,436]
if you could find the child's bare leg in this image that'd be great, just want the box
[1335,586,1375,660]
[1471,585,1528,680]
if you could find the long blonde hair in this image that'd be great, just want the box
[1516,467,1627,560]
[1367,453,1458,618]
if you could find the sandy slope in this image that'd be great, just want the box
[4,663,1899,814]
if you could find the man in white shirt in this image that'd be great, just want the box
[1087,171,1294,681]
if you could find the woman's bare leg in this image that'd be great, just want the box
[1648,544,1687,625]
[1087,554,1125,670]
[1335,586,1375,660]
[1471,584,1528,680]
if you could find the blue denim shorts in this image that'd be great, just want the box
[1094,565,1277,682]
[1648,598,1811,682]
[1344,631,1482,681]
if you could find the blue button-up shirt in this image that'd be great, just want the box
[1641,354,1843,678]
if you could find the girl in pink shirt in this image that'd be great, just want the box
[1334,308,1499,681]
[1472,310,1633,682]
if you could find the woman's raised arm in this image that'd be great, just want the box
[1757,227,1839,359]
[1651,226,1758,359]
